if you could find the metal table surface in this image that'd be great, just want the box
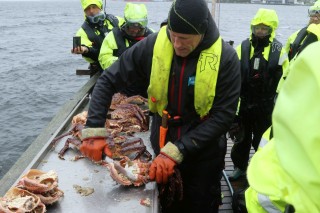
[38,130,158,213]
[0,74,159,212]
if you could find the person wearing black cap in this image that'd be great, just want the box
[79,0,241,212]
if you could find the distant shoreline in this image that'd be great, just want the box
[0,0,311,5]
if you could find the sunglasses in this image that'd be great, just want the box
[309,9,320,17]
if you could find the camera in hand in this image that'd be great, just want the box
[73,36,81,49]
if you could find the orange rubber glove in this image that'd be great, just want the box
[79,128,111,162]
[149,142,183,184]
[79,137,107,161]
[149,153,176,184]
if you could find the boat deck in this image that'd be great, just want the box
[219,139,254,212]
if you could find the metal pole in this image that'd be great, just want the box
[223,170,234,195]
[212,0,216,19]
[211,0,220,29]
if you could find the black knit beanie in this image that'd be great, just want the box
[168,0,209,35]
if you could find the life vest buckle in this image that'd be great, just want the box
[168,116,183,127]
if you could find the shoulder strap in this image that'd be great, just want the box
[112,27,127,57]
[241,38,251,83]
[144,28,154,36]
[289,27,308,61]
[297,32,318,56]
[267,38,282,72]
[112,27,153,57]
[81,21,105,48]
[105,13,119,28]
[270,125,273,139]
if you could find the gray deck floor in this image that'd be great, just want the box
[219,138,255,212]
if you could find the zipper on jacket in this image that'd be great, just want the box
[170,72,175,104]
[177,58,187,139]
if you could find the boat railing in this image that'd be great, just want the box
[0,73,99,195]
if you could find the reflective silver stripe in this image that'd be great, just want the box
[258,193,281,213]
[278,53,288,66]
[259,138,268,148]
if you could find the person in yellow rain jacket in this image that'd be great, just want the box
[99,3,153,70]
[71,0,124,73]
[285,1,320,61]
[277,1,320,93]
[98,3,154,97]
[245,41,320,213]
[229,8,289,181]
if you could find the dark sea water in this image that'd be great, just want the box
[0,0,309,180]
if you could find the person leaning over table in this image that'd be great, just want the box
[98,3,154,97]
[78,0,241,212]
[71,0,124,73]
[245,41,320,213]
[228,8,289,181]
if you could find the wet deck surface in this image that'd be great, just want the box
[219,138,254,212]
